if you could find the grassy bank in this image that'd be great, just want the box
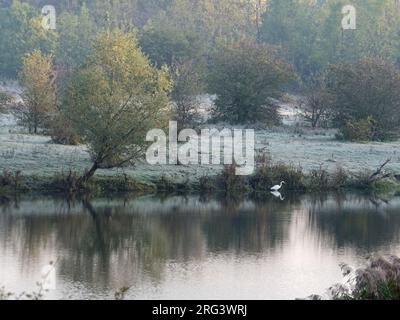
[1,161,400,199]
[2,113,400,198]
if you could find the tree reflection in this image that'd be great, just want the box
[307,193,400,250]
[1,193,400,292]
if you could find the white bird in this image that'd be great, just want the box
[271,181,286,192]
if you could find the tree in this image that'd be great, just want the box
[208,38,293,124]
[325,58,400,140]
[15,50,56,134]
[140,11,204,67]
[139,0,265,67]
[62,30,172,186]
[260,0,400,84]
[301,91,332,128]
[260,0,322,83]
[300,76,333,128]
[88,0,172,30]
[0,0,57,76]
[0,91,13,113]
[56,4,97,71]
[171,60,205,129]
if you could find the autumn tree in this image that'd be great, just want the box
[62,30,172,186]
[209,38,293,124]
[15,50,56,134]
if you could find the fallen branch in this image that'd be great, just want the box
[369,159,391,183]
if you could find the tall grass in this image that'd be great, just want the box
[249,150,306,192]
[249,162,305,192]
[217,163,247,195]
[330,256,400,300]
[0,169,23,193]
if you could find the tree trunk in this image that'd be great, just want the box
[77,162,99,189]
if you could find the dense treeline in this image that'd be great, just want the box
[2,0,400,185]
[2,0,399,77]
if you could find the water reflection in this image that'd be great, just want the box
[270,191,285,200]
[0,193,400,299]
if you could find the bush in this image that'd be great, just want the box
[306,166,350,191]
[198,175,217,194]
[326,58,400,141]
[331,166,349,189]
[0,91,12,113]
[208,38,293,124]
[300,86,333,128]
[308,166,330,191]
[0,169,23,192]
[50,114,81,145]
[330,256,400,300]
[338,117,375,142]
[47,170,82,194]
[217,163,247,195]
[249,162,305,192]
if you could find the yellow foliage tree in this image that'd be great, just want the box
[63,30,172,186]
[17,50,56,134]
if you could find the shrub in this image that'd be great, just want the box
[338,117,375,142]
[249,162,305,192]
[50,114,81,145]
[331,166,349,189]
[330,256,400,300]
[308,166,330,191]
[48,170,82,194]
[0,169,23,192]
[217,163,247,195]
[326,58,400,141]
[198,175,217,194]
[0,91,12,113]
[300,85,333,128]
[208,38,293,124]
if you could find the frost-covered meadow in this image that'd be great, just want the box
[1,83,399,182]
[1,108,400,185]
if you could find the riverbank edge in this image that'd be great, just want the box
[1,167,400,199]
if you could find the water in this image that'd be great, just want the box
[0,193,400,300]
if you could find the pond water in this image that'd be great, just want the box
[0,193,400,300]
